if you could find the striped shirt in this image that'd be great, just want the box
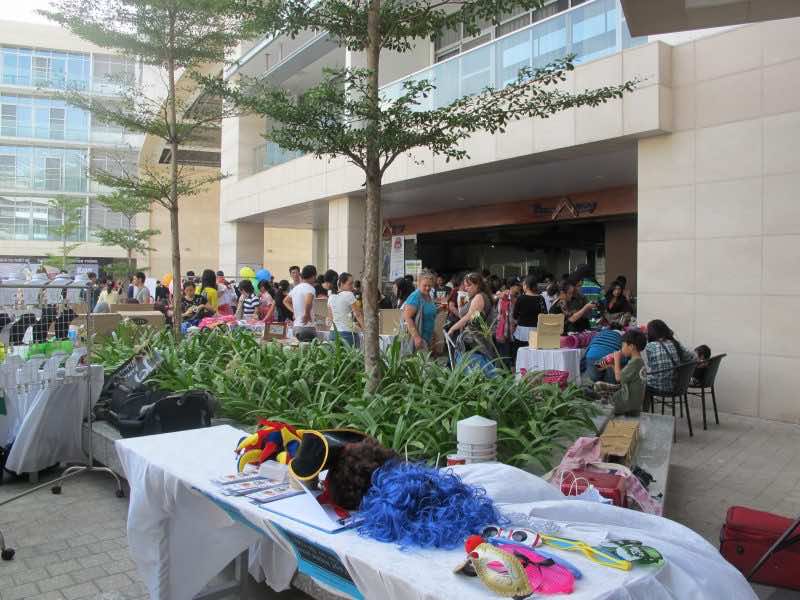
[241,294,261,319]
[585,329,623,361]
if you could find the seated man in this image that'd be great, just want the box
[584,325,624,383]
[593,329,647,416]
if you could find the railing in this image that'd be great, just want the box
[1,73,90,92]
[249,0,645,174]
[382,0,643,109]
[253,141,305,173]
[0,175,88,194]
[0,125,90,143]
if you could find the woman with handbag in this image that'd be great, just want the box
[402,272,439,353]
[449,272,501,372]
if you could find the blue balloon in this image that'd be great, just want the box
[256,268,271,282]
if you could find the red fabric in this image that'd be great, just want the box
[495,292,512,343]
[543,370,570,389]
[560,469,627,507]
[720,506,800,590]
[318,479,351,519]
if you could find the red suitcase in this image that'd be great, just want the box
[720,506,800,590]
[560,469,627,508]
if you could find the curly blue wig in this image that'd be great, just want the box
[357,462,505,549]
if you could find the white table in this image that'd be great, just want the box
[516,347,582,384]
[115,425,756,600]
[1,365,102,474]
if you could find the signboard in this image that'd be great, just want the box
[274,524,364,600]
[404,259,422,280]
[389,235,405,280]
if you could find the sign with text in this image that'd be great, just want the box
[389,235,405,280]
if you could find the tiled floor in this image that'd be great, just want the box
[0,411,797,599]
[664,411,800,600]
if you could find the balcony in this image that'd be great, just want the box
[0,73,90,92]
[0,175,88,195]
[0,125,89,144]
[382,0,643,109]
[253,141,305,173]
[248,0,644,175]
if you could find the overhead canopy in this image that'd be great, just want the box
[620,0,800,36]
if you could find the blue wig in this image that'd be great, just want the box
[357,462,505,549]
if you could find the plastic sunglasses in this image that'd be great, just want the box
[540,535,632,571]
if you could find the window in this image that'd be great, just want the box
[0,156,15,186]
[1,104,16,136]
[49,107,65,140]
[32,56,50,86]
[92,54,136,89]
[44,157,62,191]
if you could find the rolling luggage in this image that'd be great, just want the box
[720,506,800,590]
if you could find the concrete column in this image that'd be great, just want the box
[311,228,328,271]
[327,196,366,279]
[218,221,265,277]
[221,112,265,182]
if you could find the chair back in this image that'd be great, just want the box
[672,361,698,395]
[698,354,726,388]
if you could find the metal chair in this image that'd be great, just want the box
[687,353,726,430]
[647,361,698,437]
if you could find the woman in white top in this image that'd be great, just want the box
[327,272,364,347]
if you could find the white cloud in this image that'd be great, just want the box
[2,0,55,25]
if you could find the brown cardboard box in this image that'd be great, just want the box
[600,419,640,466]
[117,311,166,328]
[110,303,154,312]
[262,321,288,342]
[528,313,564,349]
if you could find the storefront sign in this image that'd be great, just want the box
[389,235,405,280]
[531,197,598,220]
[404,259,422,280]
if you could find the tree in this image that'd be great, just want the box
[92,190,160,276]
[217,0,637,391]
[45,195,85,272]
[43,0,250,336]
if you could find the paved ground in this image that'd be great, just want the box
[0,411,797,599]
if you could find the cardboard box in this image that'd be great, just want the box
[528,313,564,349]
[600,419,640,466]
[117,311,166,328]
[262,321,288,342]
[110,303,154,313]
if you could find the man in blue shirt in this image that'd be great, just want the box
[584,326,624,383]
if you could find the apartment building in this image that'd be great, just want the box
[220,0,800,423]
[0,20,144,274]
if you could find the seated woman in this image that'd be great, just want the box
[235,279,261,320]
[195,269,219,316]
[257,280,276,322]
[402,272,439,352]
[602,280,633,326]
[548,280,594,333]
[645,319,696,395]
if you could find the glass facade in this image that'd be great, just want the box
[1,46,90,90]
[0,46,141,251]
[254,141,304,173]
[383,0,646,110]
[0,145,87,194]
[0,93,90,142]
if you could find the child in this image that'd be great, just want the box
[593,329,647,416]
[235,279,261,320]
[691,344,711,386]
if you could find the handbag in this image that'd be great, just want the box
[400,298,427,355]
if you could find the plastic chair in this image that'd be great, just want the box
[687,353,726,431]
[647,361,698,437]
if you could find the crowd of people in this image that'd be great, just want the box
[87,261,710,420]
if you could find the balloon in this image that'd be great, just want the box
[256,268,271,282]
[239,266,255,279]
[162,273,173,287]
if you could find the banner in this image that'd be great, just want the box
[389,235,405,280]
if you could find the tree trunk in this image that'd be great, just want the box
[127,248,133,276]
[167,22,182,339]
[363,0,382,393]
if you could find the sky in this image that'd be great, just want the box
[3,0,54,25]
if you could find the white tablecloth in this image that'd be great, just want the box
[516,347,582,383]
[2,365,102,473]
[115,425,755,600]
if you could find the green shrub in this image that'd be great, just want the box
[92,325,598,470]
